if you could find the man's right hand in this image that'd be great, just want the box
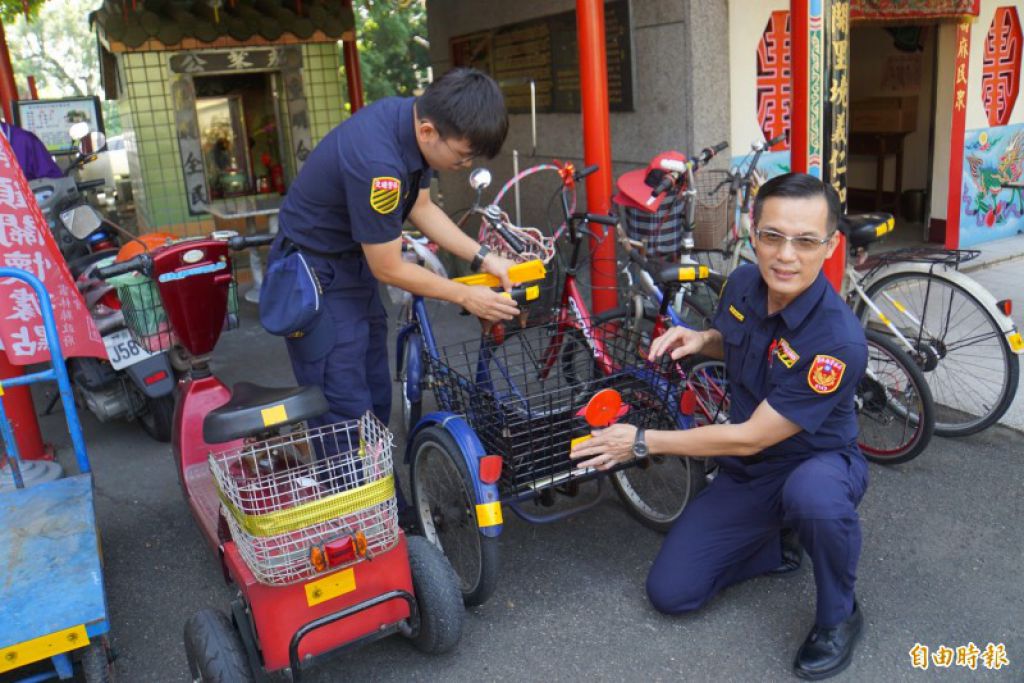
[649,326,708,361]
[460,285,520,321]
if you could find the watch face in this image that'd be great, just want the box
[632,431,649,459]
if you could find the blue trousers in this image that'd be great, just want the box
[646,451,868,627]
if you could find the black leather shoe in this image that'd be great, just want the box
[766,529,802,576]
[793,601,864,680]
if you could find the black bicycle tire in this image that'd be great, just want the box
[859,271,1018,436]
[858,328,936,465]
[410,426,500,607]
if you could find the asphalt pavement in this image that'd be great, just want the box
[8,284,1021,683]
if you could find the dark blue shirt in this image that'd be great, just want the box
[278,97,433,254]
[710,264,867,475]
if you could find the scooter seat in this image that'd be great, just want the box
[203,382,329,443]
[840,212,895,250]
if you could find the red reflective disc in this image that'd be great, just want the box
[583,389,622,428]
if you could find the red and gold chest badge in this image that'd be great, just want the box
[370,176,401,214]
[775,337,800,368]
[807,354,846,394]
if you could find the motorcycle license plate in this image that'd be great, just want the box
[103,328,156,370]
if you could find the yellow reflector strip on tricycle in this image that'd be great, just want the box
[475,501,503,527]
[219,474,395,537]
[261,404,288,427]
[305,567,356,607]
[1007,331,1024,354]
[0,624,89,674]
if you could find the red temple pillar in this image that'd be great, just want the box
[341,1,364,113]
[0,18,18,122]
[577,0,617,313]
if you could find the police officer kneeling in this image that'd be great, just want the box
[572,173,869,680]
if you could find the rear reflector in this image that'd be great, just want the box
[996,299,1012,317]
[144,370,168,385]
[679,388,697,416]
[479,455,503,484]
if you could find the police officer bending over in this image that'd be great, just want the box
[572,174,869,680]
[265,68,517,512]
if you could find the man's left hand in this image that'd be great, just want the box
[480,252,516,291]
[569,423,639,471]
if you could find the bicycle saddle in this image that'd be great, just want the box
[841,213,894,250]
[645,256,713,287]
[203,382,329,443]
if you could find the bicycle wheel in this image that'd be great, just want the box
[859,272,1018,436]
[410,425,499,606]
[591,308,706,532]
[685,358,730,426]
[857,328,936,465]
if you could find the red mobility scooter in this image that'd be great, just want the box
[95,224,462,681]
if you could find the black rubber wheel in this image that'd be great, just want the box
[405,534,464,654]
[410,426,500,607]
[138,392,175,442]
[399,337,423,435]
[859,271,1018,437]
[183,608,254,683]
[857,329,936,465]
[80,638,113,683]
[591,307,707,532]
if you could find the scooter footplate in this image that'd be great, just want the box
[0,475,108,650]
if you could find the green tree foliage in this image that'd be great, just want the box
[0,0,44,24]
[348,0,430,105]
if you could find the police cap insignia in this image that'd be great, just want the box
[807,354,846,394]
[370,176,401,214]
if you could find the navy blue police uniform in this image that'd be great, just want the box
[646,263,869,628]
[267,97,431,442]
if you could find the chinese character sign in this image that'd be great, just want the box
[0,133,104,365]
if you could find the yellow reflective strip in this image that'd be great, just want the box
[890,299,906,313]
[261,404,288,428]
[677,267,696,281]
[698,265,709,279]
[570,434,592,450]
[475,501,503,527]
[220,475,395,537]
[0,383,4,396]
[0,624,89,674]
[877,312,891,326]
[525,285,540,301]
[305,567,356,607]
[1007,331,1024,353]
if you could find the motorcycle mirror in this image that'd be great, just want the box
[60,204,104,240]
[68,122,91,142]
[469,168,492,191]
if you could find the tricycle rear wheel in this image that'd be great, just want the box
[410,426,499,607]
[184,608,254,682]
[80,638,113,683]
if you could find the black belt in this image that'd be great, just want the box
[281,236,362,260]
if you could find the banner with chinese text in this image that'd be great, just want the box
[0,134,104,364]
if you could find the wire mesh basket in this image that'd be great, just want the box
[691,170,731,251]
[208,413,399,586]
[427,320,679,498]
[618,192,689,259]
[110,270,240,353]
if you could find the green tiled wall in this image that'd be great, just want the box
[302,43,347,146]
[119,44,348,233]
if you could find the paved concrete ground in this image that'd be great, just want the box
[8,285,1022,682]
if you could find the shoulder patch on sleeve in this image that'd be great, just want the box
[807,354,846,394]
[370,176,401,214]
[728,304,745,322]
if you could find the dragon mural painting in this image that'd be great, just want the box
[961,126,1024,246]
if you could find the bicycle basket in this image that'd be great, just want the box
[427,320,679,499]
[691,170,730,251]
[209,413,399,586]
[618,192,688,259]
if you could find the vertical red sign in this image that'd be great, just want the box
[946,21,972,250]
[0,134,104,364]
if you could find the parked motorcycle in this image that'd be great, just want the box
[31,124,177,441]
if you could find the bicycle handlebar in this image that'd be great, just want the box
[495,223,527,254]
[228,233,275,250]
[95,254,151,279]
[76,179,105,192]
[575,164,599,182]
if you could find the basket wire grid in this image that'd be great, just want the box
[114,273,240,353]
[690,169,731,251]
[208,413,399,586]
[428,320,680,498]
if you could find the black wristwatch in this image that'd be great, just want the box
[632,428,649,460]
[471,245,491,272]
